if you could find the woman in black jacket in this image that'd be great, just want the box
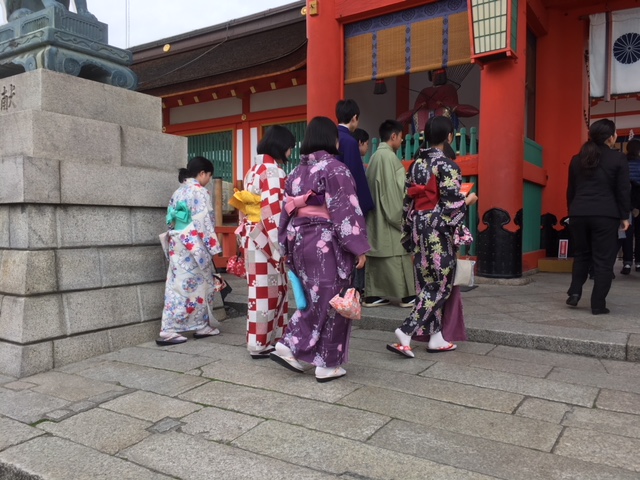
[566,119,630,314]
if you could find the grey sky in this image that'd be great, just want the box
[2,1,296,48]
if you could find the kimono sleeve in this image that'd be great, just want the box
[258,165,285,262]
[325,165,371,257]
[376,154,405,231]
[437,159,467,229]
[196,186,222,256]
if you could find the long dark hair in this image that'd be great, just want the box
[578,119,616,170]
[257,125,295,163]
[300,116,340,155]
[178,156,213,183]
[424,115,454,146]
[627,139,640,161]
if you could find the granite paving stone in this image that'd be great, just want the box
[75,361,208,396]
[562,406,640,439]
[345,363,523,413]
[367,419,639,480]
[180,381,389,441]
[0,417,44,451]
[148,418,182,433]
[0,436,170,480]
[2,380,36,391]
[38,408,152,455]
[24,371,125,402]
[101,346,217,373]
[347,347,435,374]
[515,398,573,424]
[424,350,554,378]
[554,427,640,472]
[600,358,640,377]
[338,386,562,451]
[547,367,640,395]
[120,431,338,479]
[488,345,609,373]
[180,406,264,442]
[0,387,70,423]
[596,389,640,415]
[101,390,202,422]
[232,420,492,479]
[197,359,359,403]
[420,362,599,406]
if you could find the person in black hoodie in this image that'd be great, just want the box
[619,139,640,274]
[566,119,630,315]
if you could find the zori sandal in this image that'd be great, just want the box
[426,343,457,353]
[316,366,347,383]
[193,326,220,339]
[156,332,188,346]
[270,352,304,373]
[386,343,415,358]
[250,347,275,359]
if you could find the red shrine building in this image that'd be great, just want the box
[131,0,640,278]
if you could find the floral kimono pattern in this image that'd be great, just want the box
[161,178,222,333]
[400,148,467,337]
[236,155,289,353]
[278,150,370,368]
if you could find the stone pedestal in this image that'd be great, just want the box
[0,69,225,377]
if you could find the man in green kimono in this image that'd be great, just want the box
[363,120,416,307]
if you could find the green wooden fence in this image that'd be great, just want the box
[187,131,234,182]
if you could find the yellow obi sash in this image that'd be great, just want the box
[229,189,261,222]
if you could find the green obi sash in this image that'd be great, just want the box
[167,201,192,231]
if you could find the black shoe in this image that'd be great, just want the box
[621,264,631,275]
[592,308,610,315]
[363,296,390,307]
[566,294,580,307]
[399,296,416,308]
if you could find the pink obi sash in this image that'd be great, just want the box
[284,190,329,219]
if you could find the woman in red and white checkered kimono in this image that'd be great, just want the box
[231,126,296,358]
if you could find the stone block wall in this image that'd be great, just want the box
[0,70,226,377]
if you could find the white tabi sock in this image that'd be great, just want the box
[394,328,412,347]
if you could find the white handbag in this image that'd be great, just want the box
[159,232,170,260]
[453,259,475,287]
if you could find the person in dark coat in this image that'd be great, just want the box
[566,119,630,315]
[335,99,374,216]
[620,139,640,274]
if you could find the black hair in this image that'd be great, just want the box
[178,156,213,183]
[379,119,404,142]
[627,138,640,160]
[335,99,360,125]
[257,125,296,163]
[442,142,457,160]
[352,128,369,144]
[578,119,616,170]
[300,116,340,156]
[423,116,454,146]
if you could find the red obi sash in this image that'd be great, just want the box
[407,175,439,211]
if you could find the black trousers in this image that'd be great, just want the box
[621,216,640,264]
[568,216,619,310]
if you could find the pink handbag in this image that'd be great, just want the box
[329,287,361,320]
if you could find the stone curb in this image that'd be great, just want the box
[225,299,635,362]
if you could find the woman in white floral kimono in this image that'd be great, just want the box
[157,156,223,346]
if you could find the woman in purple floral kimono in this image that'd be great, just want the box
[272,117,370,382]
[387,116,477,358]
[156,157,222,346]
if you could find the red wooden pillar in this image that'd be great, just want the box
[305,0,343,121]
[475,0,527,278]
